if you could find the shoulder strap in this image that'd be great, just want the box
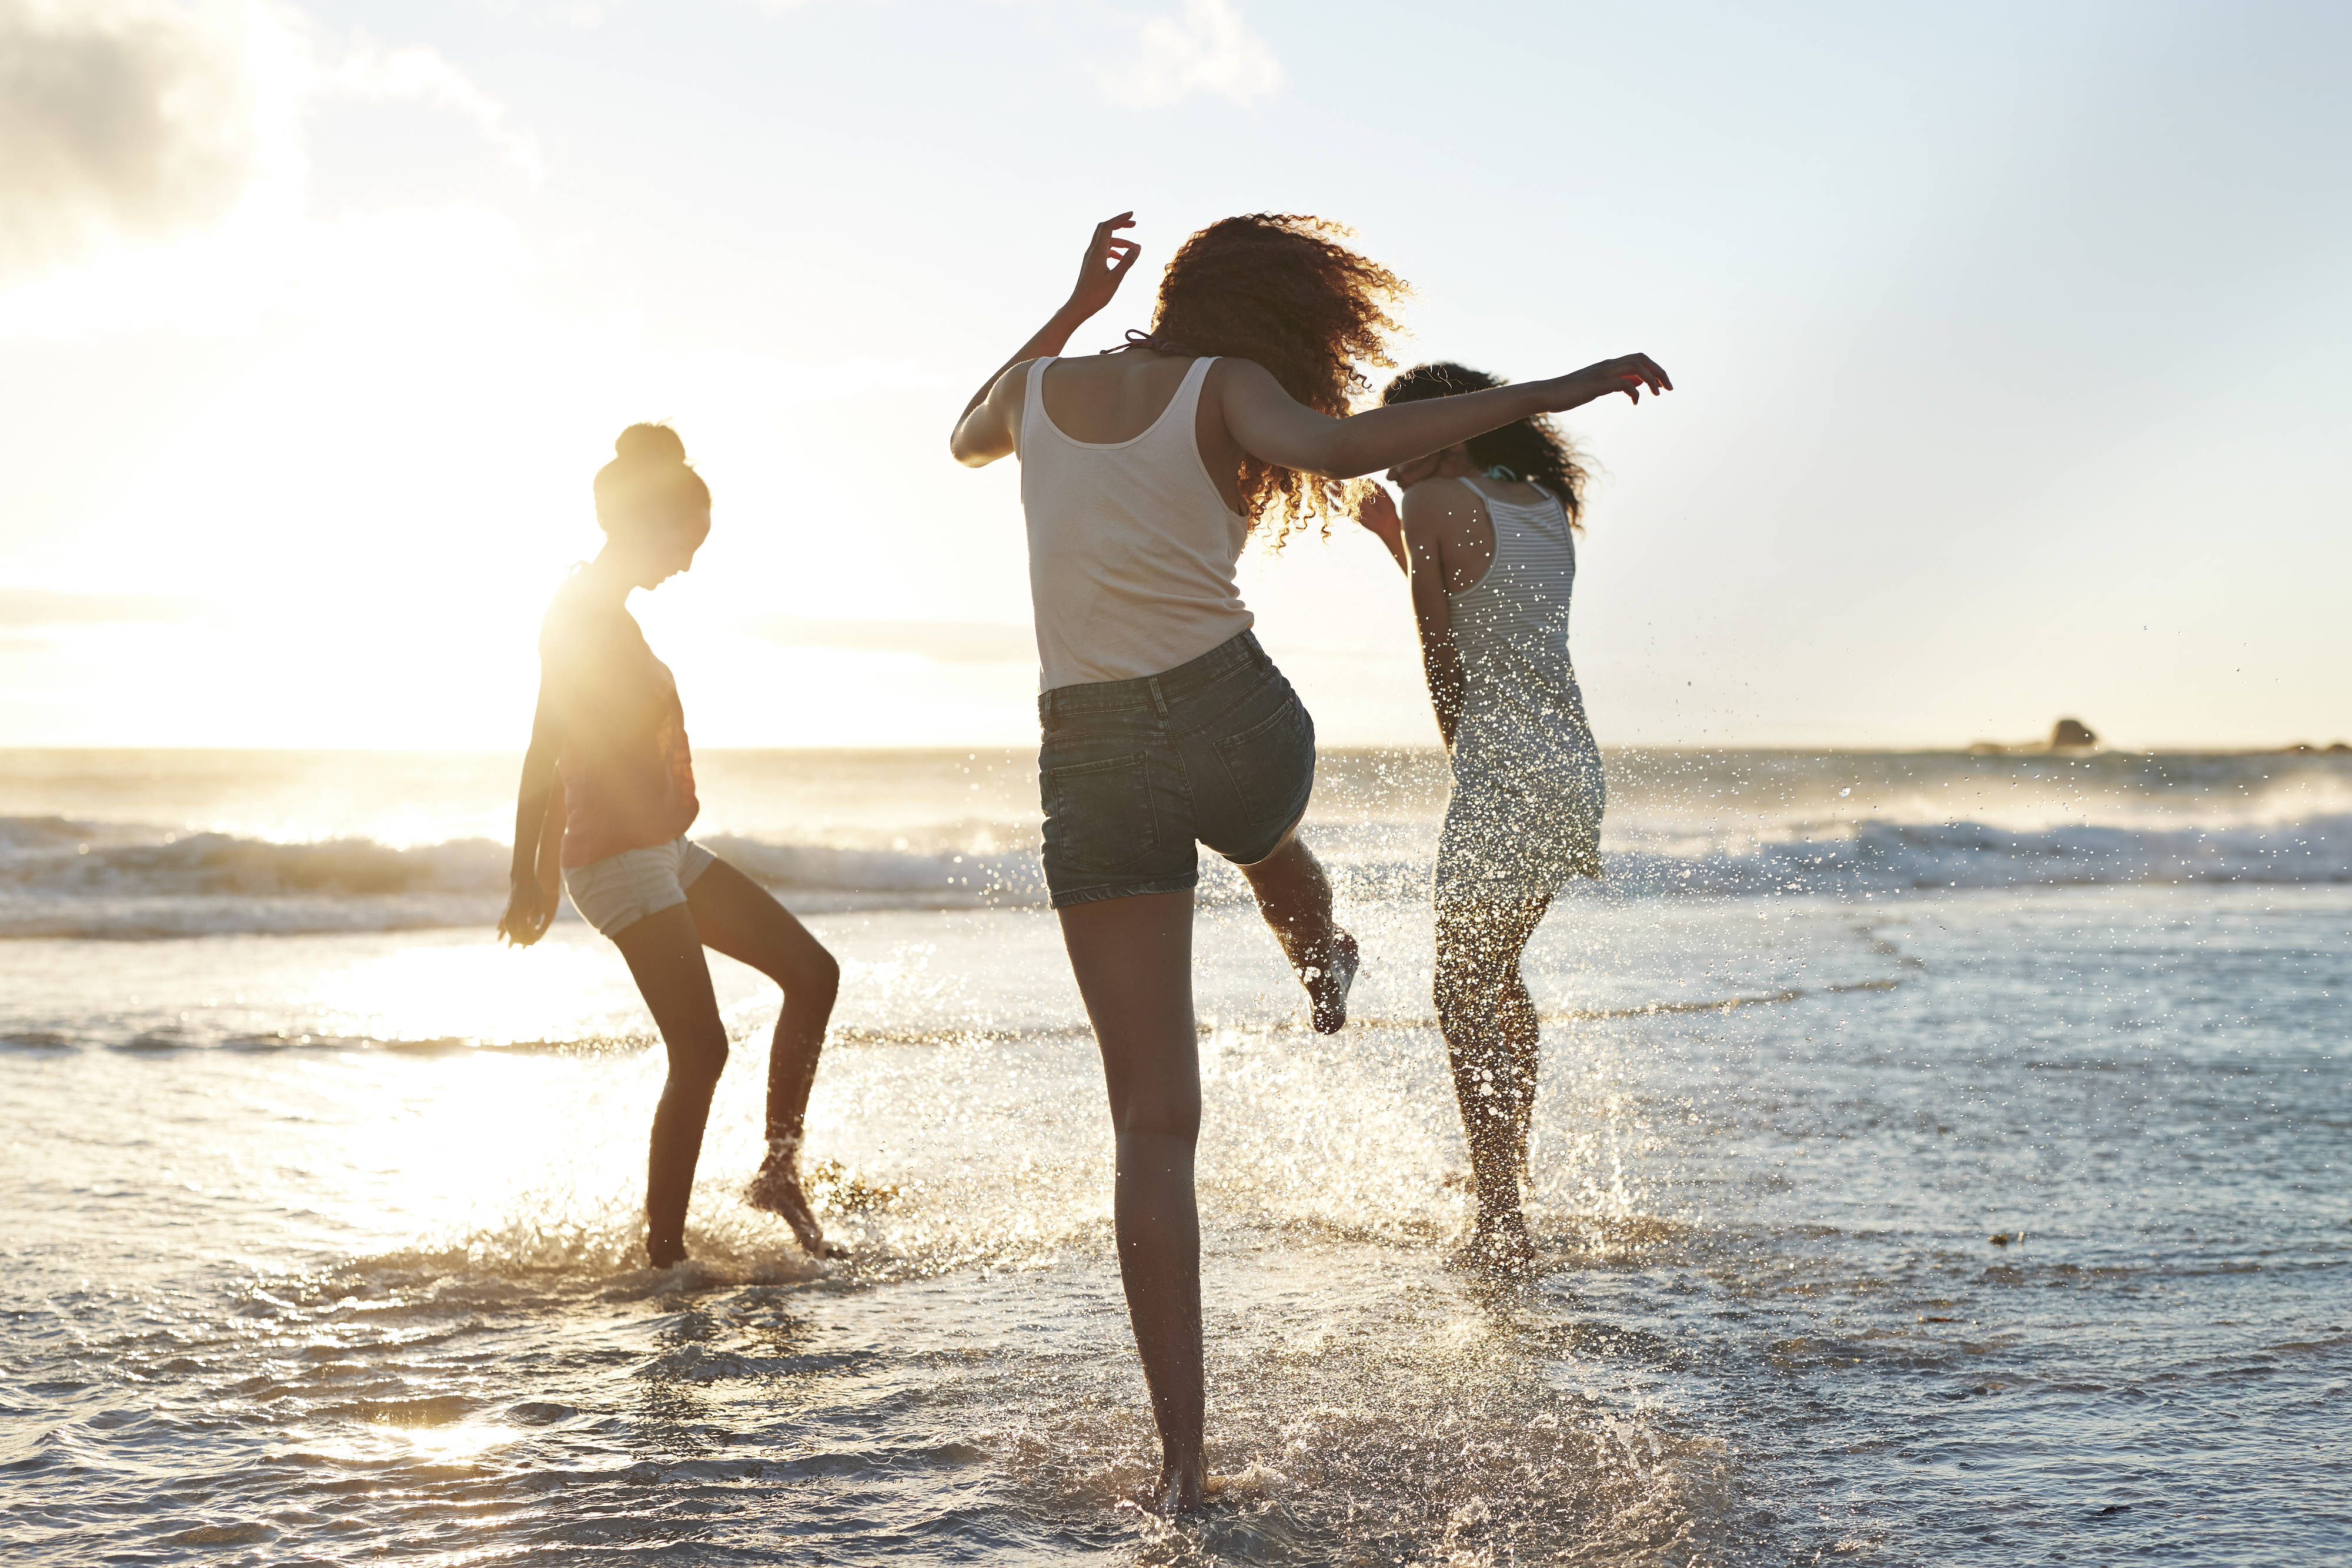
[1170,355,1217,417]
[1017,357,1054,452]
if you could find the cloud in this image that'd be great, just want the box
[0,0,262,283]
[0,0,543,305]
[1101,0,1280,109]
[328,44,541,179]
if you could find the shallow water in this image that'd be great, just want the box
[3,751,2347,1564]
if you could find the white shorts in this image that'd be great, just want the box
[562,837,717,937]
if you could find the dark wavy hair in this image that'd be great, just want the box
[593,422,710,536]
[1142,214,1406,543]
[1379,363,1587,533]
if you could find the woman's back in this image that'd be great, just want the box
[1446,477,1598,786]
[1017,355,1253,691]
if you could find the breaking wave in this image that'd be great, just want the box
[2,803,2342,940]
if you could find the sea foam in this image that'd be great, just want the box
[2,805,2341,938]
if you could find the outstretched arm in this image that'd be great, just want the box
[498,677,566,947]
[1218,354,1672,482]
[950,212,1144,467]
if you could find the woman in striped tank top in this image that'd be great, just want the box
[1357,361,1669,1276]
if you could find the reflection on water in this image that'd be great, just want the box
[4,882,2346,1563]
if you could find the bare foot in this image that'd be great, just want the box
[1304,931,1359,1035]
[1154,1461,1224,1514]
[1451,1211,1541,1282]
[646,1235,690,1269]
[745,1139,848,1260]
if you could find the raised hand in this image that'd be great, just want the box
[1539,353,1673,411]
[1352,483,1411,574]
[1067,211,1142,321]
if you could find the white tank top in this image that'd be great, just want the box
[1017,356,1254,691]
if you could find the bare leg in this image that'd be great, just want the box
[1496,964,1542,1186]
[610,902,732,1268]
[684,860,844,1258]
[1237,827,1357,1032]
[1058,889,1207,1512]
[1433,896,1552,1273]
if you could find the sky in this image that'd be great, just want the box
[1,0,2347,753]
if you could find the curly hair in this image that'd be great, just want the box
[1380,363,1588,533]
[1143,214,1406,543]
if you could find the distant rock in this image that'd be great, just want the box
[1968,719,2101,755]
[2330,742,2351,754]
[2050,718,2098,750]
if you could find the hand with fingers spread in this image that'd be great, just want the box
[950,209,1148,463]
[1536,353,1674,413]
[1068,210,1142,322]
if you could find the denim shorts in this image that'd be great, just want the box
[562,836,716,937]
[1037,630,1316,908]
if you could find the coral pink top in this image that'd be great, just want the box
[539,578,700,867]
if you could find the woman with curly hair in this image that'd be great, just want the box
[950,212,1668,1510]
[1355,363,1653,1276]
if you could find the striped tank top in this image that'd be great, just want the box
[1445,477,1604,811]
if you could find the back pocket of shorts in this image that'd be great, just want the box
[1214,696,1315,824]
[1042,752,1158,871]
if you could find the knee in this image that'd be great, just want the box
[667,1032,730,1092]
[1434,966,1489,1034]
[807,949,841,1007]
[783,948,840,1010]
[1114,1092,1201,1146]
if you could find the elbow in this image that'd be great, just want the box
[948,431,1005,469]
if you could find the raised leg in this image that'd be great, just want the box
[610,902,731,1268]
[684,860,844,1257]
[1432,895,1552,1272]
[1057,888,1206,1512]
[1237,828,1357,1032]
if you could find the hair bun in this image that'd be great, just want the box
[613,422,686,466]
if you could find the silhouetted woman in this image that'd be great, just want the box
[500,424,843,1269]
[950,213,1670,1509]
[1355,363,1633,1275]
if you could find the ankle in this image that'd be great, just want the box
[1301,927,1354,975]
[1159,1447,1205,1485]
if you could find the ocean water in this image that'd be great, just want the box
[2,746,2345,1564]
